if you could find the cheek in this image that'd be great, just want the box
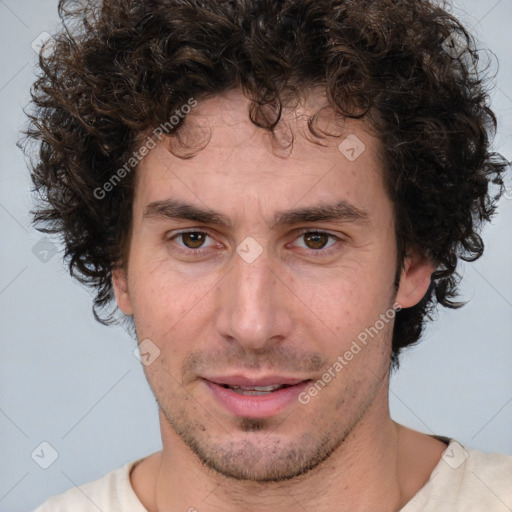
[128,264,222,367]
[290,264,396,357]
[129,254,212,321]
[294,258,390,312]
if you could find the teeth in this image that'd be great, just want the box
[234,385,283,391]
[224,384,287,395]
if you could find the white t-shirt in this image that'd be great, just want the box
[34,439,512,511]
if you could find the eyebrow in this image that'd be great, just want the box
[142,198,371,228]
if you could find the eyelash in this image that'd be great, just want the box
[167,229,343,257]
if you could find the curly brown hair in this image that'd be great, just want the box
[22,0,508,365]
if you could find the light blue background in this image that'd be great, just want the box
[0,1,511,510]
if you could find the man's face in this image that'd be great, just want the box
[114,90,431,482]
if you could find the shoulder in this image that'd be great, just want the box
[403,439,512,511]
[463,444,512,500]
[33,459,148,512]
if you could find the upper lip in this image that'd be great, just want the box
[203,375,310,387]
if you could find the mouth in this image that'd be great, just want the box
[202,376,312,418]
[218,383,295,396]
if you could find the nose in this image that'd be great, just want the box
[214,249,294,351]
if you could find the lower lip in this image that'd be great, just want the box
[204,380,311,419]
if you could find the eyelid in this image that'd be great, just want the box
[294,228,340,235]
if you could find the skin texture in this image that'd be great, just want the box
[113,89,446,511]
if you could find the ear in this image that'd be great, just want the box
[395,250,435,309]
[112,266,134,315]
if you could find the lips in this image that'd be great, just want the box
[202,375,311,418]
[207,375,307,387]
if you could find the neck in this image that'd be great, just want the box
[142,384,428,512]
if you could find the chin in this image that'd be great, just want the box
[180,424,344,482]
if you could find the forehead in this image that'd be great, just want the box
[164,88,372,156]
[133,89,389,225]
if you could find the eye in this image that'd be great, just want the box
[291,231,339,251]
[170,231,216,250]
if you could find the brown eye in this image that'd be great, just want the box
[169,231,211,252]
[290,231,340,253]
[178,232,208,249]
[303,232,330,249]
